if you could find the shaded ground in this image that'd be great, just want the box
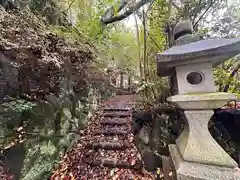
[50,95,155,180]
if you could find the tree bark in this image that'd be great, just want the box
[134,13,143,77]
[120,72,124,88]
[142,8,148,82]
[166,0,175,95]
[128,75,131,88]
[101,0,153,25]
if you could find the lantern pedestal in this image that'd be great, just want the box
[167,93,238,168]
[169,144,240,180]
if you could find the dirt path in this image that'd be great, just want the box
[51,95,154,180]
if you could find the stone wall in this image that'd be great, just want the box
[0,79,115,180]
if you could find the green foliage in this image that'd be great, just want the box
[136,81,155,93]
[21,140,58,180]
[237,94,240,100]
[1,97,36,114]
[214,60,240,93]
[53,5,139,78]
[0,97,36,149]
[205,2,240,38]
[210,3,240,93]
[0,82,114,179]
[19,87,107,179]
[18,81,115,179]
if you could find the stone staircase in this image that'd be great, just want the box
[51,95,154,179]
[83,108,144,170]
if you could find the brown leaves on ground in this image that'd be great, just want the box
[0,161,14,180]
[51,96,154,180]
[0,8,94,100]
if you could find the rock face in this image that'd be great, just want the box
[0,9,115,180]
[138,125,151,145]
[132,107,184,171]
[0,53,19,100]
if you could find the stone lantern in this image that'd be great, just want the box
[157,20,240,180]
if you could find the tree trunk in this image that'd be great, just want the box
[142,6,149,99]
[166,0,176,96]
[134,13,143,77]
[167,24,176,95]
[142,8,148,82]
[128,76,131,88]
[120,72,124,89]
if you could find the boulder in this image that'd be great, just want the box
[132,110,152,135]
[138,125,151,145]
[142,148,162,172]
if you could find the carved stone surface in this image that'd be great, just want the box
[175,34,200,46]
[176,110,237,168]
[157,37,240,77]
[174,62,216,94]
[172,20,198,46]
[167,93,237,110]
[169,144,240,180]
[173,20,193,41]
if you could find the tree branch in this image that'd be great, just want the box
[226,58,239,69]
[65,0,76,11]
[193,0,217,28]
[133,12,143,77]
[167,0,173,20]
[101,0,153,25]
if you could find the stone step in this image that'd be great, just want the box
[116,90,134,95]
[100,119,130,125]
[85,142,129,150]
[84,158,143,170]
[103,108,130,112]
[102,112,130,118]
[94,130,129,136]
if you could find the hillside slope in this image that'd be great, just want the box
[0,8,114,180]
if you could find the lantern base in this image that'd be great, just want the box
[169,144,240,180]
